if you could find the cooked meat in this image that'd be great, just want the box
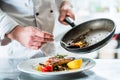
[45,57,75,67]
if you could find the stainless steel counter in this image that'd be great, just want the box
[0,59,120,80]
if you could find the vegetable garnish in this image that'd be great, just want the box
[34,54,82,72]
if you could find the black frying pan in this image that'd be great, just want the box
[60,17,115,53]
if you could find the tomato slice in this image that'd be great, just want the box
[41,65,53,72]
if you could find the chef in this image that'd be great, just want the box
[0,0,75,79]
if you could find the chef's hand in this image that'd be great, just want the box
[59,1,75,25]
[6,25,54,50]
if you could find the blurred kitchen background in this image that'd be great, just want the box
[52,0,120,59]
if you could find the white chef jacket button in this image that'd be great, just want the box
[50,10,53,13]
[36,13,39,16]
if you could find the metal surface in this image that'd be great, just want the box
[60,18,115,53]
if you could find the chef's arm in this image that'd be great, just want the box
[0,9,18,44]
[58,0,75,25]
[7,25,54,50]
[0,9,53,50]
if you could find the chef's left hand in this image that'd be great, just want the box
[58,1,75,25]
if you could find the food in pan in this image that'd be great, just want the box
[71,40,89,48]
[67,31,89,48]
[34,54,82,72]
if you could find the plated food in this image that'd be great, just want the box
[17,55,96,76]
[34,54,83,72]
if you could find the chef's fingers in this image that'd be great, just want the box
[59,9,68,25]
[35,30,54,39]
[30,41,41,46]
[32,36,54,42]
[29,41,46,50]
[66,9,75,20]
[59,8,75,25]
[43,31,54,38]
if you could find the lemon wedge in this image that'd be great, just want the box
[35,65,42,71]
[67,58,82,69]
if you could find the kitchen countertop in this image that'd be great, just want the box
[0,59,120,80]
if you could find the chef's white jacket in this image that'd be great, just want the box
[0,0,63,39]
[0,0,64,58]
[0,0,65,75]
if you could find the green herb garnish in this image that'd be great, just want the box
[55,54,67,58]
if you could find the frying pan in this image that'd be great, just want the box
[60,17,115,53]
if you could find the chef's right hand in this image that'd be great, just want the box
[58,1,75,25]
[6,25,54,50]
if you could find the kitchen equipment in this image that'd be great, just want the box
[60,17,115,53]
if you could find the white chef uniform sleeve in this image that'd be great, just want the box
[0,9,18,41]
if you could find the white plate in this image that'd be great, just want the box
[17,56,96,76]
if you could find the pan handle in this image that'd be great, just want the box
[64,17,76,27]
